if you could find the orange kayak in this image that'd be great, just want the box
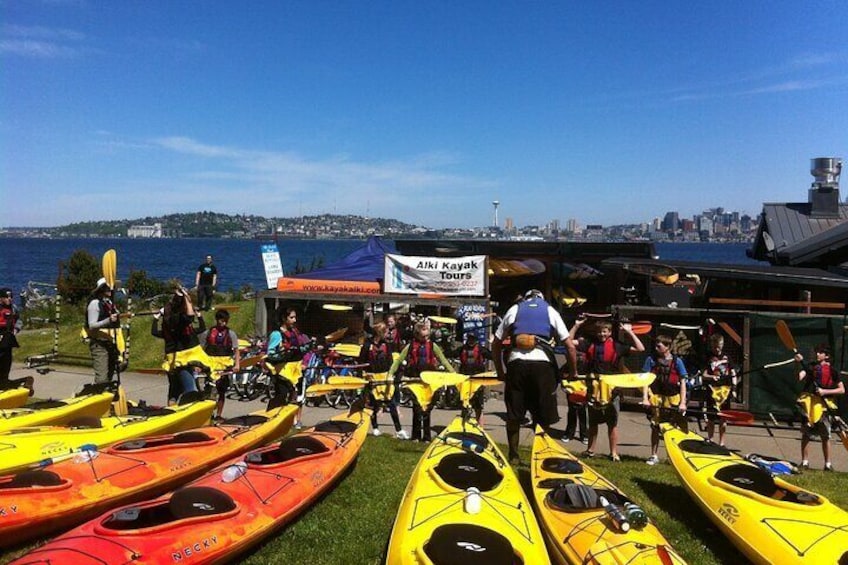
[0,404,297,547]
[12,409,370,564]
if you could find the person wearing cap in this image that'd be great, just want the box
[195,255,217,311]
[151,286,205,404]
[86,278,121,384]
[0,288,33,394]
[492,289,578,464]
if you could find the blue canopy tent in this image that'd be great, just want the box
[290,235,396,282]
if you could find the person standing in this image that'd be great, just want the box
[360,321,408,439]
[199,309,241,420]
[86,278,121,384]
[796,344,844,471]
[0,288,33,394]
[572,317,644,461]
[641,335,688,465]
[266,307,315,428]
[151,287,205,404]
[195,255,217,311]
[492,289,578,464]
[702,334,737,447]
[456,332,491,422]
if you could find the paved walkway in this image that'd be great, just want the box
[9,363,846,471]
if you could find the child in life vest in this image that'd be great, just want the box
[641,334,688,465]
[571,317,644,461]
[200,309,240,420]
[796,344,844,471]
[359,321,408,439]
[702,334,736,447]
[456,332,491,422]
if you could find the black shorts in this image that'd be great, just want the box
[504,359,559,427]
[588,397,620,426]
[215,373,231,396]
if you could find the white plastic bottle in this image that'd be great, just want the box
[464,487,482,514]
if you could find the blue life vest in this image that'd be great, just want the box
[512,298,553,339]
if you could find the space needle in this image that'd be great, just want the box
[492,200,500,228]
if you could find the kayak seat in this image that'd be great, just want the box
[247,436,330,465]
[314,420,357,434]
[177,391,205,406]
[679,439,731,456]
[434,452,502,492]
[105,487,237,530]
[714,464,816,504]
[25,399,67,410]
[67,416,103,428]
[114,431,214,451]
[3,470,65,489]
[77,381,118,397]
[541,458,584,475]
[546,484,627,512]
[536,477,575,490]
[220,414,269,426]
[267,394,288,410]
[444,431,490,450]
[424,524,520,565]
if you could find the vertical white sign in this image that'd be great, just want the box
[261,243,284,289]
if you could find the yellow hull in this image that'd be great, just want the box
[663,424,848,564]
[0,400,215,474]
[531,429,686,565]
[0,393,113,431]
[386,416,550,564]
[0,388,30,410]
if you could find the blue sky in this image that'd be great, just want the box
[3,1,847,229]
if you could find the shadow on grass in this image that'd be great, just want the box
[633,477,747,564]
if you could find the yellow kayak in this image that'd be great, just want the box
[386,416,550,564]
[663,424,848,564]
[0,388,30,409]
[531,428,686,564]
[0,400,215,474]
[0,392,113,431]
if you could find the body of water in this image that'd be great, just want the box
[0,238,761,298]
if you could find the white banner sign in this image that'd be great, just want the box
[384,254,487,296]
[261,243,285,289]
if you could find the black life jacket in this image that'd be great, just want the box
[205,327,234,357]
[85,298,118,329]
[367,340,392,373]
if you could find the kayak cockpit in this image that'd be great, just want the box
[433,452,502,492]
[544,483,628,513]
[113,431,214,451]
[101,486,237,532]
[0,469,69,491]
[246,436,330,465]
[711,464,820,506]
[423,523,522,565]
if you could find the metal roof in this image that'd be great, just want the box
[751,201,848,265]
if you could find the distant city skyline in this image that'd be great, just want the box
[4,3,847,228]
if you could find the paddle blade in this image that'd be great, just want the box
[718,410,755,425]
[630,322,652,335]
[102,249,117,288]
[717,321,742,345]
[420,371,468,389]
[324,327,348,342]
[775,320,797,352]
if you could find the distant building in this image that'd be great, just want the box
[128,223,163,238]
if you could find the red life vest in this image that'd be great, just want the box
[585,339,619,373]
[368,341,391,372]
[205,327,234,356]
[0,305,16,333]
[649,355,683,396]
[460,344,485,374]
[408,339,435,370]
[815,362,836,389]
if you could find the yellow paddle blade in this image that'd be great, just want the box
[404,382,433,411]
[561,379,588,394]
[327,375,368,387]
[324,327,348,342]
[102,249,117,289]
[366,372,392,383]
[598,372,656,389]
[331,343,361,358]
[112,385,128,416]
[457,379,498,404]
[428,315,457,325]
[306,384,337,396]
[240,354,264,368]
[420,371,468,389]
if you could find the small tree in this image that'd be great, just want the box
[57,249,100,304]
[126,269,168,299]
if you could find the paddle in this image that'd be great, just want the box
[717,321,742,346]
[420,371,469,389]
[322,304,352,311]
[212,304,240,313]
[324,327,348,342]
[102,249,127,414]
[428,315,458,325]
[598,372,656,389]
[775,320,798,354]
[102,249,117,290]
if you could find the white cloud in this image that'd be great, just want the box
[0,24,86,58]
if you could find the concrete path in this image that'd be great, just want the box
[9,363,846,471]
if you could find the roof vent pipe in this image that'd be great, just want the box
[808,157,842,217]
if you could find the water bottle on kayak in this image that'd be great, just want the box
[464,487,482,514]
[623,502,648,529]
[599,496,630,532]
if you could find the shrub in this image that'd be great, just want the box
[57,250,100,304]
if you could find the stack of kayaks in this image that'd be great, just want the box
[0,399,216,474]
[531,428,686,564]
[0,404,297,546]
[663,424,848,564]
[0,392,113,431]
[11,409,370,564]
[0,388,30,410]
[387,416,550,564]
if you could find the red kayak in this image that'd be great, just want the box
[0,405,297,547]
[12,409,370,565]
